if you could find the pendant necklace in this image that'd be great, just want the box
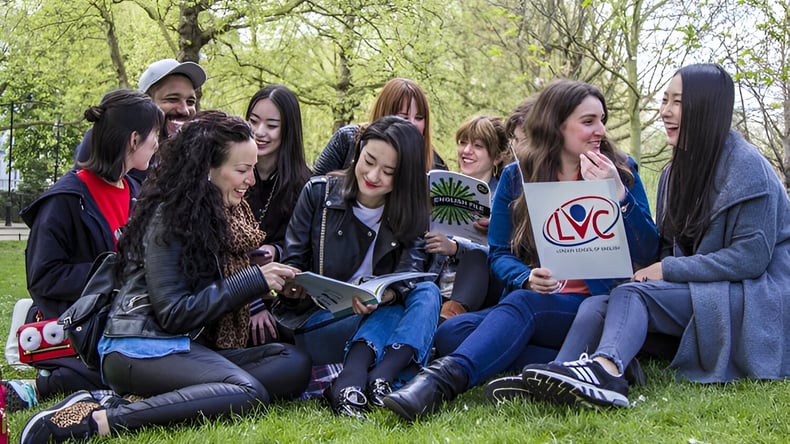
[257,171,279,224]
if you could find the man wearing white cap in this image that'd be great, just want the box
[137,58,207,138]
[73,58,207,180]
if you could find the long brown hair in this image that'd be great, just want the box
[510,80,634,265]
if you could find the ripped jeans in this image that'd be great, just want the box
[347,281,441,366]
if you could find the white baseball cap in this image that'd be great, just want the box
[137,58,207,94]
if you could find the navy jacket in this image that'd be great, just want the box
[20,171,138,319]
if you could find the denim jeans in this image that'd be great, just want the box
[349,281,441,365]
[435,289,588,387]
[555,281,693,373]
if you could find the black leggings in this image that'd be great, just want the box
[33,356,109,398]
[101,342,310,431]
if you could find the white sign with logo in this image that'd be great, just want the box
[522,179,633,280]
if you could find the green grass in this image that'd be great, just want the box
[1,240,788,443]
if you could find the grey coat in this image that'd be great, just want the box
[658,130,790,382]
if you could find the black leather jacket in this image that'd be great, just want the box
[104,208,271,340]
[282,176,430,299]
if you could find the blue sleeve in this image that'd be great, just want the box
[487,163,531,294]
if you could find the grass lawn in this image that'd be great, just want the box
[1,240,788,443]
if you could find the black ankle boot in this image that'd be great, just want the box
[382,356,469,421]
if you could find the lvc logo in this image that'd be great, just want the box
[542,196,620,247]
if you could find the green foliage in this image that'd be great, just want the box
[0,0,787,190]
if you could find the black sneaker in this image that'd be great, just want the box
[323,384,368,419]
[522,355,629,408]
[2,380,38,412]
[367,379,392,408]
[484,375,532,404]
[20,390,102,444]
[90,389,132,409]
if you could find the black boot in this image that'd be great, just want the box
[382,356,469,421]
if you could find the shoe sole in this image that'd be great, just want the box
[381,395,417,422]
[484,376,532,404]
[3,381,34,413]
[522,369,629,408]
[20,390,94,444]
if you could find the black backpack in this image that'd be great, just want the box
[58,251,119,370]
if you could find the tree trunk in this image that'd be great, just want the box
[95,3,128,89]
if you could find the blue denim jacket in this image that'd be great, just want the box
[488,160,659,298]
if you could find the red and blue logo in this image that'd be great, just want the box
[541,196,620,247]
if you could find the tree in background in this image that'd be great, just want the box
[1,0,788,198]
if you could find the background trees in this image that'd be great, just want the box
[1,0,787,211]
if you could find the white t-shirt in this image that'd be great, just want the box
[349,202,384,283]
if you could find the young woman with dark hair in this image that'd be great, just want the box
[281,116,441,418]
[243,85,311,344]
[9,90,163,412]
[312,77,446,175]
[521,64,790,408]
[382,80,659,421]
[20,111,311,443]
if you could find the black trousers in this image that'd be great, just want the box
[33,356,109,398]
[102,341,310,431]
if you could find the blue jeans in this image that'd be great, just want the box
[349,281,441,365]
[435,289,588,387]
[555,281,692,373]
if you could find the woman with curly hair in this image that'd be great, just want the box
[21,111,311,443]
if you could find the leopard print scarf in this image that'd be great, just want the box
[204,200,267,349]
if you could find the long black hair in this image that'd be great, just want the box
[244,85,311,215]
[662,64,734,255]
[342,115,430,242]
[117,111,254,285]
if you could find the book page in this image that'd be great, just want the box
[294,271,436,318]
[428,170,491,245]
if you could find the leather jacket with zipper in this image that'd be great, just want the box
[282,175,430,301]
[104,207,271,340]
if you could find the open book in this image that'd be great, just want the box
[294,271,437,318]
[428,170,491,245]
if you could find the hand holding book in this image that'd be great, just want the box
[293,271,437,318]
[351,288,396,315]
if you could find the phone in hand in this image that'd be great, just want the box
[248,249,273,266]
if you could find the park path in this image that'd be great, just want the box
[0,223,29,241]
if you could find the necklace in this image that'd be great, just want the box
[256,172,279,224]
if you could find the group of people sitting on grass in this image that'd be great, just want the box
[6,59,789,443]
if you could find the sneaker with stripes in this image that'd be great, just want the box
[521,354,629,408]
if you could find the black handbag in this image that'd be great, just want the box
[58,252,119,370]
